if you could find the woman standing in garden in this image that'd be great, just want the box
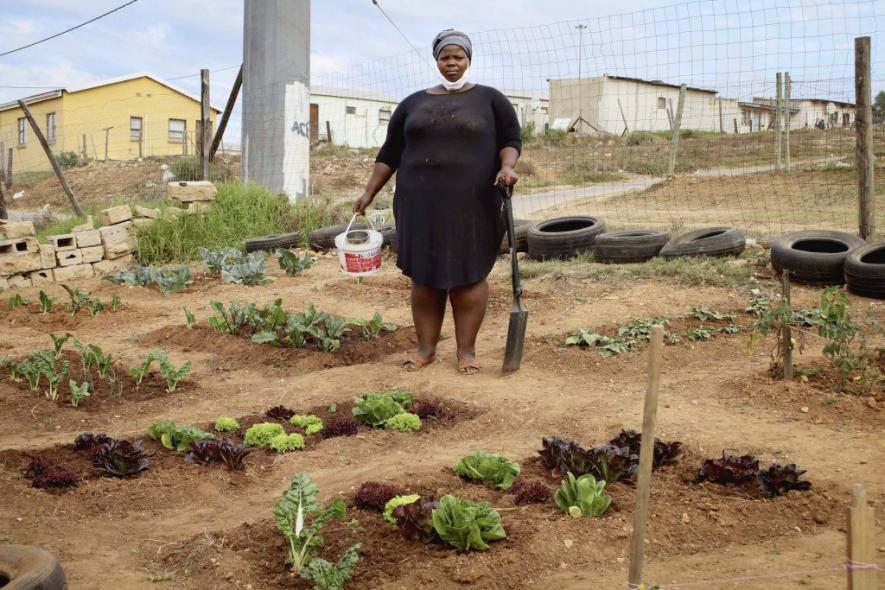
[353,29,522,375]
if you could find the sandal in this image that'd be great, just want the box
[457,355,480,376]
[402,355,434,371]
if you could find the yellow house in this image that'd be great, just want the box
[0,72,221,174]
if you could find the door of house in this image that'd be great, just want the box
[310,104,319,142]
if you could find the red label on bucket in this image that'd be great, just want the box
[343,250,382,273]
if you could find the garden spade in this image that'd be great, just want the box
[500,181,527,374]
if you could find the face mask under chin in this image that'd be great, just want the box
[438,66,470,91]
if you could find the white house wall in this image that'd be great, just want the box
[311,94,397,149]
[596,77,721,134]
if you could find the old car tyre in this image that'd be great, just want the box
[307,222,369,251]
[771,230,865,284]
[659,226,746,258]
[379,224,397,249]
[592,230,670,263]
[244,232,302,253]
[0,545,67,590]
[499,219,532,254]
[844,242,885,298]
[526,216,607,260]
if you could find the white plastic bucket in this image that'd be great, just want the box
[335,214,384,277]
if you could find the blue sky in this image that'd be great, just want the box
[0,0,881,144]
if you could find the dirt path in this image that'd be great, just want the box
[0,254,881,589]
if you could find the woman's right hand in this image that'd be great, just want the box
[353,192,373,214]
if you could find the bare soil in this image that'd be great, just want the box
[0,253,882,590]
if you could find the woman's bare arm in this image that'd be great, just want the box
[353,162,395,213]
[494,146,520,186]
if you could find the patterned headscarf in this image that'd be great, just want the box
[432,29,472,61]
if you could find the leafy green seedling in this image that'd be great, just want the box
[7,294,31,311]
[158,359,191,392]
[69,380,90,407]
[38,290,55,313]
[183,307,196,328]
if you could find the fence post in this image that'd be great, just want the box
[618,98,630,135]
[5,147,12,188]
[325,121,333,144]
[0,174,7,220]
[0,141,4,179]
[855,36,875,240]
[18,100,84,217]
[627,325,665,589]
[103,126,112,161]
[718,97,724,133]
[733,118,738,134]
[81,133,87,161]
[781,269,793,381]
[775,72,783,171]
[667,84,686,176]
[200,68,211,180]
[847,483,876,590]
[210,64,242,161]
[784,72,792,172]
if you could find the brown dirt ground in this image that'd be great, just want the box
[0,253,882,590]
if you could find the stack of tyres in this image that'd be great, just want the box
[844,243,885,299]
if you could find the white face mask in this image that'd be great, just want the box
[438,66,470,91]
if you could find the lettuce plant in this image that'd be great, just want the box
[385,413,421,432]
[698,452,760,485]
[290,414,323,429]
[354,481,401,511]
[453,452,520,490]
[147,420,214,451]
[554,473,611,518]
[300,543,361,590]
[270,433,306,453]
[185,438,251,471]
[244,422,285,447]
[393,498,439,542]
[273,473,347,573]
[68,380,90,407]
[92,439,150,477]
[757,463,812,497]
[383,495,420,524]
[510,480,552,505]
[266,405,296,420]
[323,418,359,438]
[214,416,240,432]
[352,391,411,427]
[25,457,77,490]
[431,495,506,551]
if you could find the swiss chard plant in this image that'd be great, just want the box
[158,358,191,392]
[453,452,520,490]
[129,350,168,386]
[61,285,106,316]
[554,472,611,518]
[275,248,315,276]
[273,473,347,574]
[348,312,396,341]
[431,495,506,551]
[38,290,55,313]
[183,307,196,328]
[300,543,361,590]
[7,293,32,311]
[68,380,90,407]
[146,420,214,451]
[49,332,72,360]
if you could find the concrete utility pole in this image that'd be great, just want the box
[575,24,587,134]
[242,0,311,201]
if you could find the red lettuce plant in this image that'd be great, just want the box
[354,481,401,511]
[265,405,295,420]
[510,479,552,505]
[323,417,359,438]
[411,401,456,423]
[757,463,812,497]
[92,439,150,477]
[698,451,760,485]
[393,497,439,542]
[185,438,250,471]
[25,457,78,490]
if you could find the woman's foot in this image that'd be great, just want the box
[402,354,435,371]
[457,353,480,375]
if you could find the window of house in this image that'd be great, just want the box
[168,118,186,142]
[130,116,143,140]
[17,117,26,145]
[46,112,56,144]
[345,106,356,115]
[379,108,391,124]
[741,110,752,126]
[657,97,667,110]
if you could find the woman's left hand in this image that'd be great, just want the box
[495,166,519,187]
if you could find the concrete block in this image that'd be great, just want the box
[29,269,54,286]
[99,222,133,244]
[103,237,136,259]
[5,221,35,239]
[0,236,38,256]
[163,207,187,218]
[6,274,32,289]
[80,245,104,264]
[48,234,77,251]
[93,255,133,275]
[38,244,56,269]
[134,206,161,219]
[71,215,94,233]
[168,180,217,203]
[0,252,42,275]
[74,229,101,248]
[53,263,94,282]
[99,205,133,226]
[0,276,7,289]
[57,249,84,267]
[187,202,211,215]
[132,218,155,229]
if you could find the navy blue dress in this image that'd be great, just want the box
[376,85,522,289]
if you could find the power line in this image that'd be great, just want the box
[0,0,141,58]
[370,0,428,64]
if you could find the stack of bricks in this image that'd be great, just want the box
[167,180,217,214]
[0,221,43,289]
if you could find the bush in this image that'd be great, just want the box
[169,157,201,181]
[520,121,536,142]
[56,151,87,169]
[135,182,349,265]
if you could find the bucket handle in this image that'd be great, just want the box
[344,212,377,234]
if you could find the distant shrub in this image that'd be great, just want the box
[170,157,200,181]
[520,121,537,142]
[56,151,88,169]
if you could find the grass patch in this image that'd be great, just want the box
[135,182,349,264]
[519,250,758,287]
[12,170,53,185]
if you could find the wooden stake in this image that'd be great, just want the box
[325,120,333,144]
[81,133,87,161]
[855,36,875,240]
[210,64,242,161]
[0,172,8,220]
[775,72,783,172]
[718,97,724,133]
[617,98,630,135]
[18,100,84,217]
[627,325,665,589]
[200,68,211,180]
[782,269,793,381]
[5,147,12,189]
[847,483,876,590]
[103,126,113,161]
[784,72,791,172]
[667,85,686,176]
[734,118,738,134]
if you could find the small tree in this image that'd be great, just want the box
[873,91,885,122]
